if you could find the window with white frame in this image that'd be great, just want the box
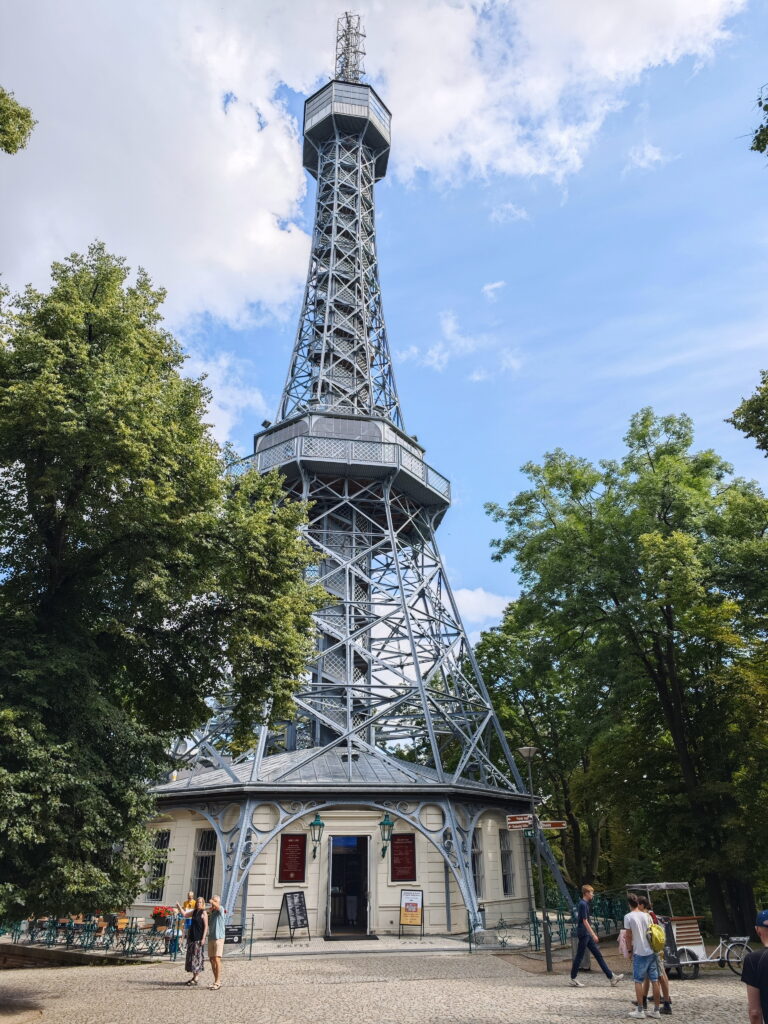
[498,829,515,896]
[192,829,217,901]
[145,829,171,902]
[471,827,484,899]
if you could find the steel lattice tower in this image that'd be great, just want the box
[165,14,571,928]
[261,13,518,794]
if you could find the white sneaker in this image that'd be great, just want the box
[569,977,585,987]
[648,1011,661,1020]
[628,1010,646,1019]
[610,973,625,987]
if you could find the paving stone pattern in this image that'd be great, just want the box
[0,950,744,1024]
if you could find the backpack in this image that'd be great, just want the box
[647,916,665,954]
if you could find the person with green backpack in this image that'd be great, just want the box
[637,895,673,1015]
[625,892,663,1018]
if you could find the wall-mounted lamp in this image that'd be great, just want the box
[379,812,395,857]
[309,812,325,859]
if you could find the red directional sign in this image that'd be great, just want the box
[507,814,533,828]
[538,820,567,830]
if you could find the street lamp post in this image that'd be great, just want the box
[518,745,553,973]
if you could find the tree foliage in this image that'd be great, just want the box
[0,243,325,916]
[0,86,36,154]
[752,87,768,154]
[730,370,768,457]
[485,409,768,932]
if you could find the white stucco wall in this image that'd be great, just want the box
[132,804,531,938]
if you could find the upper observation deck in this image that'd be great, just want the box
[303,80,391,180]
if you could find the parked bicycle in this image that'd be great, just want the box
[675,934,753,980]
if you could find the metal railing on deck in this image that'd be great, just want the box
[231,435,451,499]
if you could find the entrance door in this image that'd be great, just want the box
[327,836,369,935]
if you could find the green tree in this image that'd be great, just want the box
[486,409,768,933]
[730,370,768,456]
[0,87,36,154]
[752,87,768,154]
[0,243,325,916]
[476,610,621,888]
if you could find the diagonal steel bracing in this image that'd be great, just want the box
[169,17,576,917]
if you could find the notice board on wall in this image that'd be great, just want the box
[278,834,307,883]
[390,833,416,882]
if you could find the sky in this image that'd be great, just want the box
[2,0,767,640]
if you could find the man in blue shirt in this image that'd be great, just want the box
[207,894,227,990]
[570,884,624,988]
[743,909,768,1024]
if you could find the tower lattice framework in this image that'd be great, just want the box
[171,14,571,925]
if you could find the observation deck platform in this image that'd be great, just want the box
[233,413,451,510]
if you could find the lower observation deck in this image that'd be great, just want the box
[232,432,451,510]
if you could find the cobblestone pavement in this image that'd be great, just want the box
[0,951,745,1024]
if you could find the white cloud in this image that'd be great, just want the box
[395,345,421,363]
[482,280,507,302]
[183,349,268,444]
[0,0,745,330]
[499,348,524,373]
[414,311,496,372]
[624,141,670,172]
[469,368,491,383]
[454,587,512,626]
[490,203,530,224]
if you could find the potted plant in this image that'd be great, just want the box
[151,905,174,928]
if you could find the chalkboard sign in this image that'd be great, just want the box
[274,890,310,943]
[224,925,243,945]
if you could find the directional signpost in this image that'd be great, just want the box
[507,814,533,830]
[508,815,567,832]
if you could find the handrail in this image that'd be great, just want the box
[232,435,450,500]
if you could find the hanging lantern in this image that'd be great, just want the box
[309,812,325,858]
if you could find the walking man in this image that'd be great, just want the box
[625,892,662,1018]
[570,884,624,988]
[207,894,226,991]
[743,909,768,1024]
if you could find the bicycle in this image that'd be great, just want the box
[672,934,753,979]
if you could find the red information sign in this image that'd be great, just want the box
[278,834,307,883]
[390,833,417,882]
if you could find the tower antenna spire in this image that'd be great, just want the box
[335,11,365,82]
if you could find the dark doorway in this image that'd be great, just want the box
[328,835,368,935]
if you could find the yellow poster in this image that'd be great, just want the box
[399,889,423,926]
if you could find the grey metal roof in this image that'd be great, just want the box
[155,747,519,801]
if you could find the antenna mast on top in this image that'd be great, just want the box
[335,12,366,82]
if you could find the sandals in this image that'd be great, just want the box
[185,977,198,986]
[209,983,221,990]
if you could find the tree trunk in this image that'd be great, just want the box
[705,871,756,935]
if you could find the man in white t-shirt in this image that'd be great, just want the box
[624,892,661,1019]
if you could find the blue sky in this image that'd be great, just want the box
[2,0,766,633]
